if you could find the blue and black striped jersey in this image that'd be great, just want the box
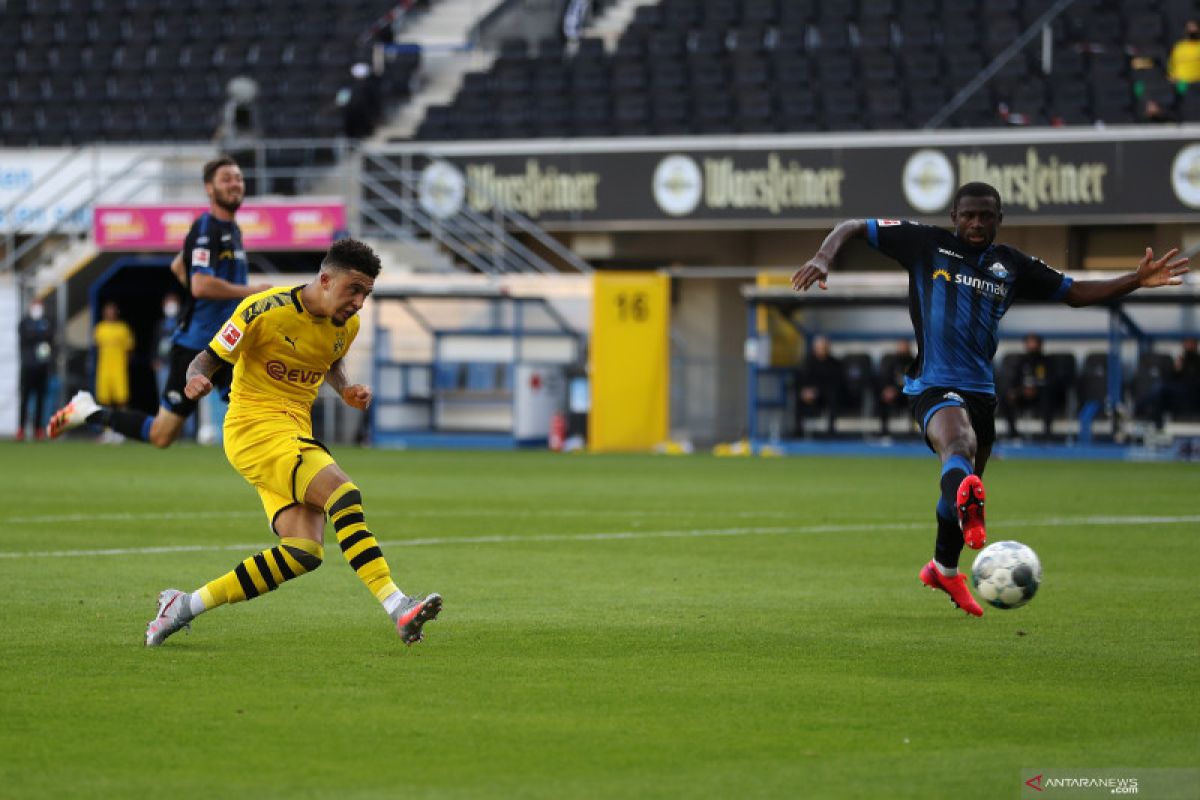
[173,212,249,351]
[865,218,1073,396]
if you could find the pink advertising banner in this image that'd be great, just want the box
[93,202,347,251]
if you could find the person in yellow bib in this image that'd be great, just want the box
[1168,19,1200,86]
[93,302,134,409]
[143,238,442,647]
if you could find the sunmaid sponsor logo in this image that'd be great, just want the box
[418,161,465,220]
[932,268,952,281]
[465,160,600,217]
[956,272,1008,298]
[653,155,703,216]
[703,153,844,213]
[265,360,323,385]
[903,149,955,212]
[957,147,1108,211]
[1170,144,1200,209]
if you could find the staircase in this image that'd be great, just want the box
[378,0,508,139]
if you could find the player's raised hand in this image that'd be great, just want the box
[342,384,372,410]
[792,256,830,292]
[184,374,213,401]
[1136,247,1190,289]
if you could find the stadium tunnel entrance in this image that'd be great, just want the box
[88,256,181,415]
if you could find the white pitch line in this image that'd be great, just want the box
[2,508,811,524]
[0,514,1195,561]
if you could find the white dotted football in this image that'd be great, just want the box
[971,540,1042,609]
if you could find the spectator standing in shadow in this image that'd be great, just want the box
[876,339,913,437]
[17,299,54,441]
[794,335,844,438]
[1167,336,1200,418]
[1168,20,1200,88]
[339,63,382,140]
[1003,334,1054,438]
[1003,333,1058,439]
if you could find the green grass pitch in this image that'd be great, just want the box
[0,442,1196,799]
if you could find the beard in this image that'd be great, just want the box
[214,190,243,214]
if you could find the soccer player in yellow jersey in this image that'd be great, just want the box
[93,302,134,409]
[144,239,441,647]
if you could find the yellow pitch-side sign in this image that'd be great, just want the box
[589,272,669,452]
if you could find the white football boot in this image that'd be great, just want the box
[46,390,101,439]
[393,593,442,644]
[145,589,193,647]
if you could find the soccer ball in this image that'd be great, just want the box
[971,541,1042,609]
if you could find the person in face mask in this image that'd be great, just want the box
[1168,19,1200,86]
[155,294,182,393]
[17,300,54,441]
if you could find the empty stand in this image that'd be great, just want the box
[415,0,1200,141]
[2,0,424,147]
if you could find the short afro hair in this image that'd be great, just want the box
[952,181,1002,212]
[321,238,382,279]
[203,155,240,184]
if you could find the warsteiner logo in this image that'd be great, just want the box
[265,360,323,385]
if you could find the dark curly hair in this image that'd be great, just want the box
[952,181,1002,213]
[321,238,382,278]
[203,155,240,185]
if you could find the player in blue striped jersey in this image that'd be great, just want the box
[793,182,1189,616]
[48,156,270,445]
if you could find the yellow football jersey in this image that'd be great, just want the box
[207,285,359,410]
[93,320,134,372]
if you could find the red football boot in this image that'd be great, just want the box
[956,474,987,550]
[919,560,983,617]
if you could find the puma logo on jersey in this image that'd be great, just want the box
[283,335,298,350]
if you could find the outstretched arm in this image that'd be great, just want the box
[791,219,868,292]
[183,349,224,400]
[1064,247,1190,308]
[326,358,372,410]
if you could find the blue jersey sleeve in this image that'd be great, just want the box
[1013,251,1073,302]
[184,215,215,278]
[865,219,933,272]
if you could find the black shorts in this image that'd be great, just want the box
[908,387,997,455]
[162,344,232,417]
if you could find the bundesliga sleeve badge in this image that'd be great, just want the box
[218,321,243,351]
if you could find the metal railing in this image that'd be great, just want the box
[360,149,593,274]
[2,139,591,281]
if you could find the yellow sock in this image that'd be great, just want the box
[325,482,400,604]
[198,537,323,609]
